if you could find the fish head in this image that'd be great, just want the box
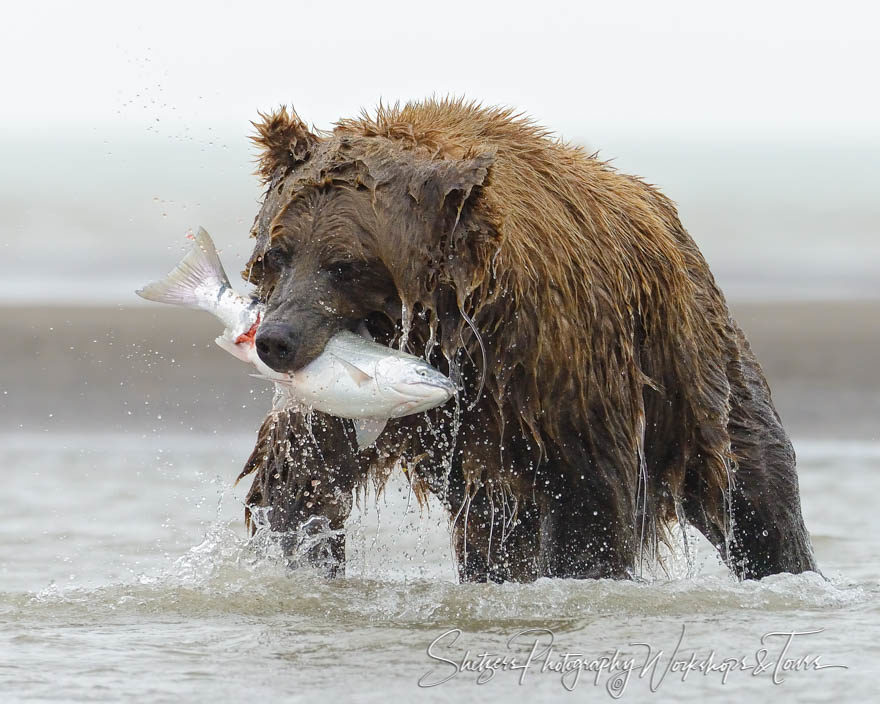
[375,357,457,416]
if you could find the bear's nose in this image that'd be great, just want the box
[255,322,299,372]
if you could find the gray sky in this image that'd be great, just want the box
[1,0,877,305]
[2,0,878,140]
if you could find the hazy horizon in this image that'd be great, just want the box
[2,128,877,305]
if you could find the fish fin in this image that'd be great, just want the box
[356,321,374,341]
[215,335,253,364]
[247,372,286,382]
[332,354,373,387]
[353,418,387,449]
[136,227,231,309]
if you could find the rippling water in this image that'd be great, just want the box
[1,434,877,701]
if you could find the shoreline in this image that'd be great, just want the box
[1,301,877,441]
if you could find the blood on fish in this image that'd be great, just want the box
[235,312,261,345]
[136,228,455,451]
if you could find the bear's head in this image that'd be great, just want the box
[243,107,499,374]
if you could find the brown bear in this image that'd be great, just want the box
[236,97,817,582]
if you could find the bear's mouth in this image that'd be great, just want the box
[361,311,398,348]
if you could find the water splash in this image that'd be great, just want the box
[634,410,650,578]
[20,556,867,625]
[674,498,696,578]
[457,302,487,411]
[441,350,463,491]
[423,312,438,361]
[398,301,411,352]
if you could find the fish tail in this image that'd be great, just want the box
[136,228,231,309]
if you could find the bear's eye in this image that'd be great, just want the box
[327,260,360,282]
[262,246,287,273]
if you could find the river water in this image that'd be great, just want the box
[0,432,877,702]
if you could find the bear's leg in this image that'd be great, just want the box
[448,483,541,583]
[725,335,818,578]
[536,491,634,579]
[535,442,637,579]
[240,409,363,578]
[684,330,818,579]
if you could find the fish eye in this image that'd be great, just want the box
[416,368,429,377]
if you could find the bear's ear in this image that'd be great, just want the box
[399,150,499,300]
[251,107,319,183]
[406,151,495,217]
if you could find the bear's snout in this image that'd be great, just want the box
[255,321,300,372]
